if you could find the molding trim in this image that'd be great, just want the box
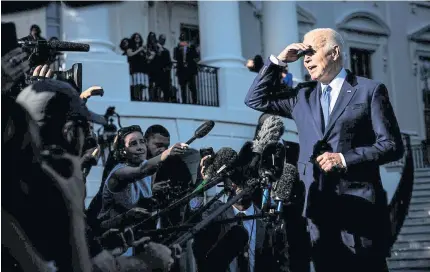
[337,11,391,37]
[408,24,430,44]
[297,5,316,25]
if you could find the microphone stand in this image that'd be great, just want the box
[169,180,261,247]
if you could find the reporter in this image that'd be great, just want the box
[97,125,188,239]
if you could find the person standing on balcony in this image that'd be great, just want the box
[146,32,159,101]
[19,24,46,42]
[155,34,173,102]
[119,38,133,99]
[245,28,404,272]
[174,33,199,104]
[129,33,148,101]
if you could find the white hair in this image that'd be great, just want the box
[304,28,347,64]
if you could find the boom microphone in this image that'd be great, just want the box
[202,225,249,271]
[272,163,298,213]
[18,40,90,52]
[186,120,215,145]
[252,116,285,154]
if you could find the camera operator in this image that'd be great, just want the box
[19,24,46,42]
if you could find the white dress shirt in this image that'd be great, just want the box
[269,55,348,167]
[229,204,257,272]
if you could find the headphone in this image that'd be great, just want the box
[113,125,143,161]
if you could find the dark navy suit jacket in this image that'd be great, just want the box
[244,58,404,254]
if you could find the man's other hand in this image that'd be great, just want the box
[316,152,345,173]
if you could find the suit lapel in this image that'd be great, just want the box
[307,83,324,139]
[323,70,358,138]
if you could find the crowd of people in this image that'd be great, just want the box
[4,20,405,272]
[119,32,200,104]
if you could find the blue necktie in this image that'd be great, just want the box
[321,85,332,131]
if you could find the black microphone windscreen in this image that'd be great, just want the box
[195,120,215,139]
[259,142,286,179]
[204,225,249,271]
[272,163,298,202]
[205,147,237,178]
[48,40,90,52]
[253,116,284,154]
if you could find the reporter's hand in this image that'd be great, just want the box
[32,64,54,78]
[161,143,189,161]
[153,180,170,194]
[1,47,30,91]
[125,207,151,220]
[277,43,311,63]
[199,155,212,179]
[135,242,174,272]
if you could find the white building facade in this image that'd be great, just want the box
[3,1,430,202]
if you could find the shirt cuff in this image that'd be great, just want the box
[339,153,347,169]
[269,55,287,67]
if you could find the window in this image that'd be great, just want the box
[420,56,430,140]
[46,2,61,39]
[180,24,200,45]
[350,48,373,79]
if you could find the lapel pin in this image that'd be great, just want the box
[347,90,351,93]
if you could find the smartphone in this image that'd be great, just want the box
[2,22,19,57]
[200,147,215,158]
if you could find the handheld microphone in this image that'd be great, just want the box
[252,116,285,154]
[193,147,237,193]
[185,120,215,145]
[202,225,249,271]
[259,142,286,211]
[272,163,298,213]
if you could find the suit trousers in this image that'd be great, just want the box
[307,219,388,272]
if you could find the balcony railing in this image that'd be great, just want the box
[170,61,219,107]
[386,139,430,170]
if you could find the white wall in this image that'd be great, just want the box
[2,7,47,40]
[239,1,263,60]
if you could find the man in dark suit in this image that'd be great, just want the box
[244,28,404,271]
[173,33,199,104]
[192,180,289,272]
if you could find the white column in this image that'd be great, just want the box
[61,3,130,102]
[262,1,302,81]
[198,1,245,68]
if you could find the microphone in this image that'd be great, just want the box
[18,40,90,52]
[202,225,249,271]
[185,120,215,145]
[252,116,284,154]
[193,147,237,193]
[271,163,298,213]
[259,142,286,212]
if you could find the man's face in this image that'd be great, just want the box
[31,28,39,37]
[147,134,170,158]
[159,35,166,46]
[303,33,338,83]
[124,131,147,165]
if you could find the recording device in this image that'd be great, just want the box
[2,22,19,57]
[185,120,215,145]
[18,39,90,67]
[199,147,215,169]
[194,147,238,193]
[51,63,82,92]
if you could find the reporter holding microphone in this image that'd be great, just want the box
[244,28,403,272]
